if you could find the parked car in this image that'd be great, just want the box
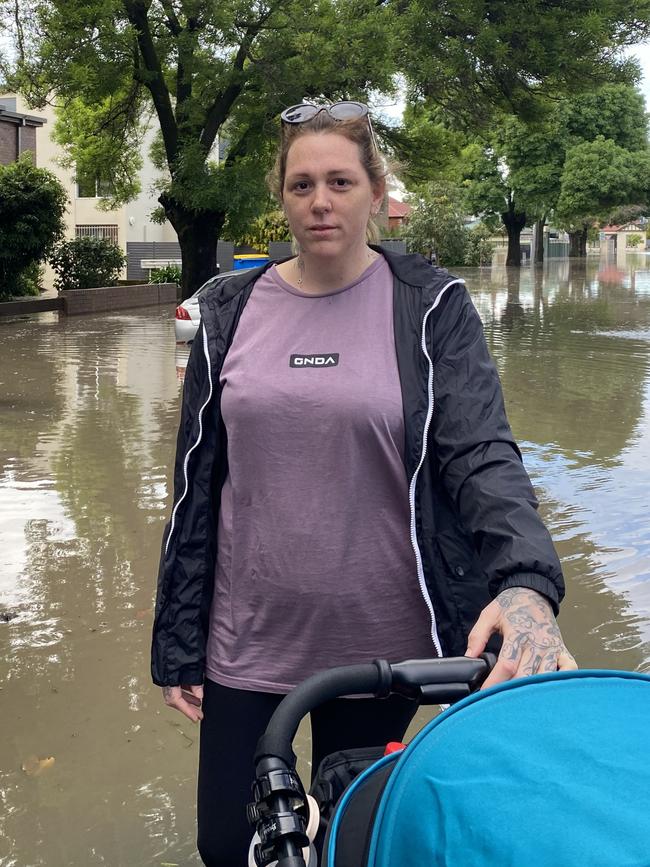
[174,270,237,343]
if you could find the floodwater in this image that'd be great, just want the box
[1,253,649,866]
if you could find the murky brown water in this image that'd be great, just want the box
[1,254,649,866]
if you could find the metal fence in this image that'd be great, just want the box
[75,224,119,244]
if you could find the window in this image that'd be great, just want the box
[75,225,119,244]
[76,169,115,198]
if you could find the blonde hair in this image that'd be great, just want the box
[267,109,387,244]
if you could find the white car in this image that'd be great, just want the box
[174,270,238,343]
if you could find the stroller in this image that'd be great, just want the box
[248,656,650,867]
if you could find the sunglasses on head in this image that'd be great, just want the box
[280,101,378,151]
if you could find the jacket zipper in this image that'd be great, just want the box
[408,279,465,657]
[164,325,214,557]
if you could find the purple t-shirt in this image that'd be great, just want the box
[205,256,435,692]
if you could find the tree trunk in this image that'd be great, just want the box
[502,207,527,267]
[534,217,545,264]
[568,224,589,258]
[161,194,225,300]
[579,224,588,257]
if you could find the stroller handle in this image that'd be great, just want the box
[255,654,494,767]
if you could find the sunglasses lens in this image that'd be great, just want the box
[281,104,319,123]
[328,102,367,120]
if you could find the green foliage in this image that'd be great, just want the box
[149,264,182,285]
[464,225,495,267]
[50,237,126,292]
[393,102,466,189]
[605,204,648,225]
[0,154,67,299]
[556,137,650,228]
[6,0,398,227]
[53,94,144,209]
[14,261,43,297]
[560,83,649,153]
[403,183,469,266]
[6,0,650,290]
[234,210,292,252]
[461,140,512,220]
[397,0,648,124]
[587,225,601,244]
[455,82,650,262]
[626,233,644,248]
[3,0,402,297]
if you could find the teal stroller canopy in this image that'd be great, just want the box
[359,670,650,867]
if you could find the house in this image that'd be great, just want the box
[388,196,411,232]
[0,101,45,164]
[600,221,647,252]
[0,93,189,287]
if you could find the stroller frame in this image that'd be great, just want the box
[248,655,494,867]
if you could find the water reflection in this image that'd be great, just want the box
[0,255,649,864]
[456,255,650,672]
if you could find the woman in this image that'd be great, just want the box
[152,101,576,865]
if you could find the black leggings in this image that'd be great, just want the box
[196,679,418,866]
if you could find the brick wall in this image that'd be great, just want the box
[20,126,36,160]
[0,121,17,165]
[62,283,178,315]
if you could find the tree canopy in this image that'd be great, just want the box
[453,82,649,263]
[556,137,650,229]
[397,0,650,122]
[0,155,68,299]
[3,0,650,292]
[3,0,399,296]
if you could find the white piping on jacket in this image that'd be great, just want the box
[164,325,214,557]
[408,278,466,656]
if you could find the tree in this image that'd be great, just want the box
[0,154,67,300]
[3,0,398,299]
[4,0,650,294]
[388,101,466,188]
[461,132,530,267]
[233,208,292,252]
[460,83,650,264]
[560,82,649,153]
[403,182,468,266]
[554,85,650,254]
[397,0,650,123]
[464,224,495,266]
[555,137,650,255]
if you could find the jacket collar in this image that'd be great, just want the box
[369,245,453,289]
[204,246,450,308]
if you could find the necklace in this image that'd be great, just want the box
[294,248,378,289]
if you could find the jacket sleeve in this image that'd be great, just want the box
[430,283,565,612]
[151,322,211,686]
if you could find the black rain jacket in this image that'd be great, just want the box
[151,249,564,687]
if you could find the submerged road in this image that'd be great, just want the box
[1,253,650,865]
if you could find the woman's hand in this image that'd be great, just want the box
[465,587,577,690]
[162,684,204,722]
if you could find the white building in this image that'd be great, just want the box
[0,93,182,288]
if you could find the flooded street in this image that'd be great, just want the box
[2,254,650,866]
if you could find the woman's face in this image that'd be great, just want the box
[281,132,384,260]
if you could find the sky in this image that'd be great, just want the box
[628,43,650,106]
